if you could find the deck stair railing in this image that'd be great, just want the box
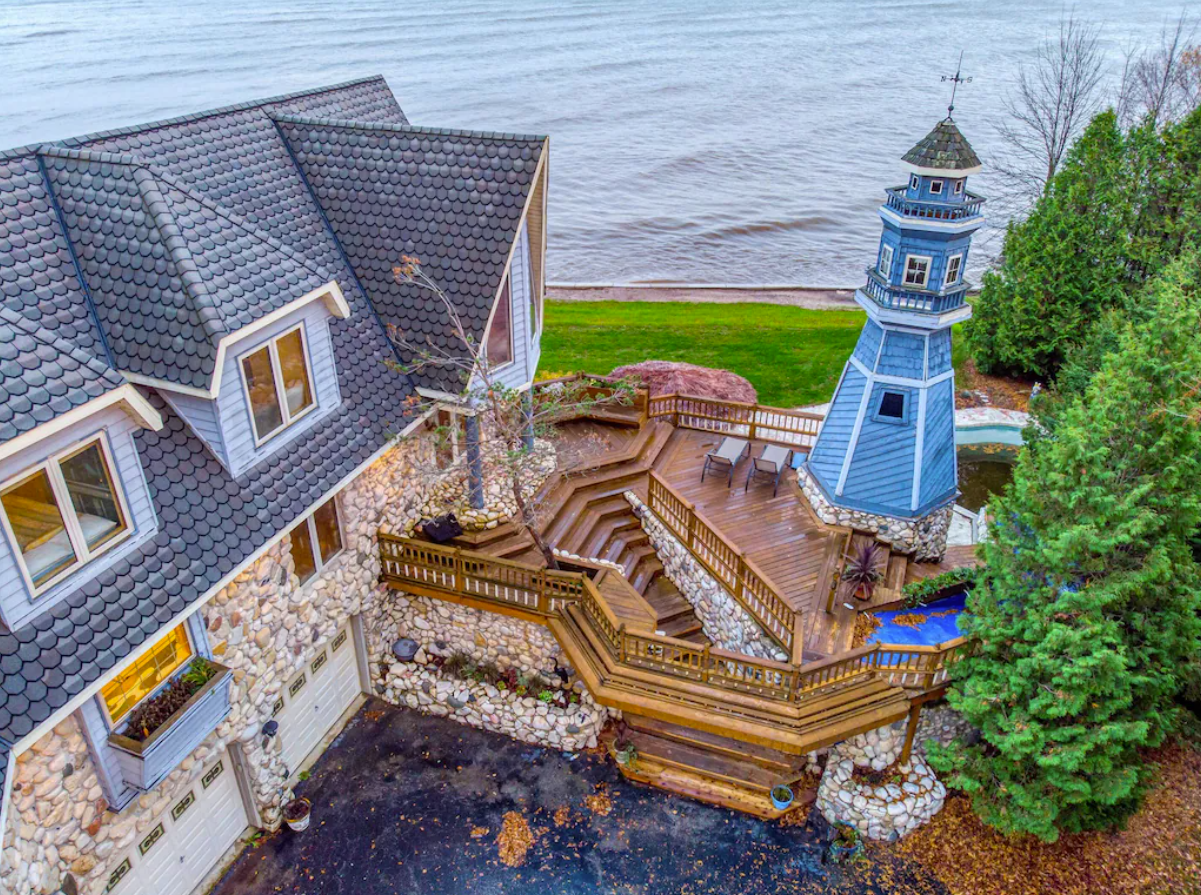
[646,393,823,449]
[378,534,971,707]
[646,471,801,659]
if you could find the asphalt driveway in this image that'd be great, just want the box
[210,699,945,895]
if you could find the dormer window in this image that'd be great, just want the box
[903,255,932,288]
[0,435,130,593]
[485,274,514,368]
[240,325,315,444]
[929,179,944,195]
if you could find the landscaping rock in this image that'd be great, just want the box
[609,361,757,404]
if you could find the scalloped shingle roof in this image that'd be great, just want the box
[901,119,981,172]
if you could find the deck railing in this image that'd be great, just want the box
[379,535,969,706]
[646,471,802,660]
[646,394,823,449]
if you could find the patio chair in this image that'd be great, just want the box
[744,444,792,497]
[701,436,749,488]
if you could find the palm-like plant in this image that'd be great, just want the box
[840,541,884,602]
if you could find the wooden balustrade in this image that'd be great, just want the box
[378,535,969,710]
[646,472,798,655]
[646,393,823,449]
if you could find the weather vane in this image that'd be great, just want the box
[941,51,972,119]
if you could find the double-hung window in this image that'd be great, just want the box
[903,255,931,289]
[944,254,964,287]
[878,244,894,278]
[240,325,316,444]
[0,435,130,592]
[290,497,344,585]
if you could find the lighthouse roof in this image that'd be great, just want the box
[901,119,982,176]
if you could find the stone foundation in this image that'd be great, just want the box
[624,493,787,662]
[914,703,977,757]
[797,467,952,561]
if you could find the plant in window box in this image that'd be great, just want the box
[122,658,222,741]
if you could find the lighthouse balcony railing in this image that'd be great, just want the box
[885,187,984,222]
[862,269,970,314]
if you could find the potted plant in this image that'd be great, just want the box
[770,784,794,811]
[827,822,863,864]
[283,797,312,832]
[841,541,884,602]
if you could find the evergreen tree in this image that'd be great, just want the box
[968,107,1201,379]
[932,255,1201,842]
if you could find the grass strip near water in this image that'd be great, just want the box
[539,301,867,407]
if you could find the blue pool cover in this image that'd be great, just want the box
[870,592,968,646]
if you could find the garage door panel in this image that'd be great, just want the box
[277,624,361,772]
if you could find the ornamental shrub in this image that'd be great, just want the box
[932,255,1201,841]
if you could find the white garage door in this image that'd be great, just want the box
[102,752,247,895]
[273,623,362,774]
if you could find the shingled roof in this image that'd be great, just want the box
[275,116,546,392]
[0,77,541,770]
[901,119,982,173]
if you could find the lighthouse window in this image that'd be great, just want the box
[929,179,944,195]
[909,174,920,191]
[945,254,964,287]
[954,179,965,196]
[878,392,906,419]
[878,244,894,277]
[903,255,931,288]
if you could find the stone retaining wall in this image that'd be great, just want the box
[797,467,952,562]
[817,752,947,841]
[624,493,787,662]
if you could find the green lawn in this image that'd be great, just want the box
[539,301,866,407]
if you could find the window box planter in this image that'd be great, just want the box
[107,660,233,791]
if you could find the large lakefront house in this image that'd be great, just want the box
[0,77,983,895]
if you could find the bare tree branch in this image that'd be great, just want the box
[1118,13,1199,127]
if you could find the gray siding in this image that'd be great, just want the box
[918,377,958,511]
[852,320,884,367]
[0,406,158,630]
[808,366,867,488]
[876,331,926,379]
[474,221,539,392]
[77,697,139,809]
[927,329,952,377]
[161,390,228,469]
[841,382,918,514]
[216,303,343,476]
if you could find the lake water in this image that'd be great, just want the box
[0,0,1181,285]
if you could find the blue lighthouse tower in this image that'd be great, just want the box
[801,118,983,559]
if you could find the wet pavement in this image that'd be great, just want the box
[210,699,946,895]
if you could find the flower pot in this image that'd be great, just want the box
[770,785,794,811]
[827,840,863,864]
[284,798,311,832]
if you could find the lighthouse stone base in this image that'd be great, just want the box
[797,467,952,562]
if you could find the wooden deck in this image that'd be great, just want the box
[904,544,982,587]
[645,428,860,655]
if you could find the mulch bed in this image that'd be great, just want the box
[898,743,1201,895]
[955,359,1035,412]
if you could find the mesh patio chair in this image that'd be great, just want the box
[701,436,749,488]
[744,444,792,497]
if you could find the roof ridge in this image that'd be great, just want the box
[35,144,145,167]
[0,76,392,162]
[151,169,336,288]
[272,113,547,145]
[130,167,229,342]
[0,305,125,385]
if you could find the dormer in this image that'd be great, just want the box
[40,147,350,476]
[0,309,164,629]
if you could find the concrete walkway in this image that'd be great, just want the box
[210,699,946,895]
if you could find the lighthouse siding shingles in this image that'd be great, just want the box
[840,381,918,513]
[0,76,538,785]
[808,367,867,487]
[918,378,958,509]
[876,332,926,379]
[851,319,883,367]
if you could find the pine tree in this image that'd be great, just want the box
[932,255,1201,842]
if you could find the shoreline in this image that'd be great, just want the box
[546,283,859,309]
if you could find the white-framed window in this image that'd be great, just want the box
[239,323,316,445]
[290,497,344,586]
[485,274,514,368]
[100,623,194,725]
[903,255,932,288]
[909,174,920,191]
[878,244,894,278]
[944,254,964,287]
[0,434,131,594]
[953,179,964,196]
[929,179,944,195]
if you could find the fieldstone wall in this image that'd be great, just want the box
[0,437,434,895]
[914,703,977,757]
[817,752,947,841]
[836,720,907,771]
[624,493,788,662]
[797,467,952,561]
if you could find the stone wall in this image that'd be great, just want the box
[624,493,788,662]
[816,752,946,842]
[797,467,952,562]
[914,703,977,757]
[0,436,433,895]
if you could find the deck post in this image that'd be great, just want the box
[521,390,535,451]
[701,644,711,682]
[790,612,806,666]
[453,547,464,592]
[464,414,485,510]
[618,624,627,663]
[899,702,922,764]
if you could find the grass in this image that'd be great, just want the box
[539,301,867,407]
